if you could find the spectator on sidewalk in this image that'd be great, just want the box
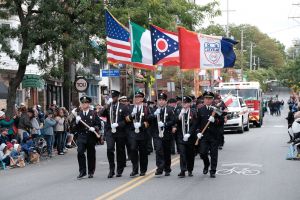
[0,111,16,141]
[29,108,41,139]
[0,143,12,167]
[17,106,32,143]
[0,128,10,145]
[54,108,66,155]
[43,110,57,158]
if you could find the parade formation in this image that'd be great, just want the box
[71,90,228,180]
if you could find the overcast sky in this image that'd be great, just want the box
[196,0,300,49]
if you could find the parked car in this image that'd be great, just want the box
[224,96,250,133]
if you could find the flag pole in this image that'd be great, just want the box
[176,16,184,101]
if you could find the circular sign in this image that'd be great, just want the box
[156,38,168,53]
[74,77,89,92]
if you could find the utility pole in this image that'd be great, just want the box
[253,55,256,70]
[222,0,236,37]
[257,57,260,69]
[250,42,253,70]
[240,29,244,68]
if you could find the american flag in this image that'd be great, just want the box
[105,10,155,70]
[105,10,131,63]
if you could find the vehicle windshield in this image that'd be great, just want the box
[228,99,239,107]
[219,89,257,100]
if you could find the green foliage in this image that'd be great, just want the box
[245,68,277,91]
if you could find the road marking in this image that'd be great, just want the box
[217,163,262,176]
[95,156,180,200]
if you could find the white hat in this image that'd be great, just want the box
[0,111,5,118]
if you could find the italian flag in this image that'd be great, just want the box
[129,21,153,65]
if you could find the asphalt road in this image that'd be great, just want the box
[1,91,300,200]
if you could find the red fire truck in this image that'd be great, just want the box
[215,82,263,127]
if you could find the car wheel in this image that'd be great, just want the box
[244,118,250,131]
[238,117,244,134]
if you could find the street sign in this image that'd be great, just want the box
[74,77,89,92]
[101,69,120,77]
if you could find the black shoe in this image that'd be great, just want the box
[107,171,115,178]
[116,173,122,177]
[88,174,94,178]
[165,172,170,176]
[210,173,216,178]
[140,172,146,176]
[130,171,138,177]
[77,172,87,179]
[155,170,163,176]
[188,171,193,177]
[178,171,185,178]
[203,168,209,175]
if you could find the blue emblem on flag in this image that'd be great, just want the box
[204,42,221,64]
[150,25,179,65]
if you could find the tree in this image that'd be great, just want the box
[0,0,58,117]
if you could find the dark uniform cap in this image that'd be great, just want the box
[111,90,120,98]
[203,91,214,98]
[135,91,145,98]
[183,96,192,103]
[80,96,92,103]
[168,98,177,104]
[189,95,196,100]
[158,93,168,100]
[176,96,182,101]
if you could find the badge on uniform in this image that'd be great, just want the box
[90,116,93,119]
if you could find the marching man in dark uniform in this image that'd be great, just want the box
[196,91,223,178]
[101,90,129,178]
[74,96,101,179]
[176,96,198,178]
[213,93,228,150]
[126,91,150,177]
[150,93,175,176]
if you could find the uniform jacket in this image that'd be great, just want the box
[175,108,198,144]
[101,102,129,137]
[149,106,175,140]
[75,110,101,143]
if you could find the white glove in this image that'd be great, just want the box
[89,127,95,132]
[183,133,191,141]
[75,116,81,124]
[71,108,77,116]
[134,122,141,129]
[197,133,203,139]
[111,123,119,129]
[179,109,185,119]
[158,121,164,128]
[154,108,161,116]
[131,107,137,116]
[208,116,215,123]
[108,98,113,104]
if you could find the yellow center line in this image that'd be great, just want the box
[95,156,180,200]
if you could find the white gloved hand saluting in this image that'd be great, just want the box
[111,123,119,129]
[154,108,161,116]
[208,116,215,123]
[183,133,191,141]
[158,121,165,128]
[197,133,203,139]
[75,116,81,124]
[89,127,95,132]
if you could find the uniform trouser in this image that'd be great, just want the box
[77,136,96,175]
[218,126,225,146]
[130,139,148,173]
[125,134,131,160]
[178,143,195,172]
[153,137,171,172]
[106,136,126,174]
[147,134,154,153]
[199,137,219,174]
[171,134,179,154]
